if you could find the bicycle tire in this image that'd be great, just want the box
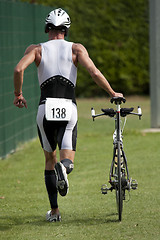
[116,142,123,221]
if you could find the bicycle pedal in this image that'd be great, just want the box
[101,184,109,194]
[131,179,138,190]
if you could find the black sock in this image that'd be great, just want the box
[44,170,58,209]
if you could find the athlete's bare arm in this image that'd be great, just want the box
[72,43,123,98]
[13,44,41,108]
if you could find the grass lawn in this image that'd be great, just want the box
[0,97,160,240]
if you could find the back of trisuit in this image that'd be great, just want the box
[36,39,78,152]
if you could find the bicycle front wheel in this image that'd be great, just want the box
[116,142,123,221]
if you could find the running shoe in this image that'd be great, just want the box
[55,162,69,196]
[46,210,61,222]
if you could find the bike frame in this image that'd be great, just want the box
[110,105,130,184]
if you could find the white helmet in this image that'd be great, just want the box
[45,8,71,35]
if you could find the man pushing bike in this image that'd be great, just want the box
[13,8,123,222]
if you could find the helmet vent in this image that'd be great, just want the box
[45,8,71,35]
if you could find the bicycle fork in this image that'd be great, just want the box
[101,146,138,195]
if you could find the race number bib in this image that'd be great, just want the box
[45,98,72,121]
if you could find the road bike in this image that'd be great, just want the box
[91,97,142,221]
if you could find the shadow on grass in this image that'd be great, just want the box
[0,215,46,231]
[63,213,119,226]
[0,212,119,231]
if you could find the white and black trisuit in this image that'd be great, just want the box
[36,39,78,152]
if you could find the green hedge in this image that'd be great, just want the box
[22,0,149,96]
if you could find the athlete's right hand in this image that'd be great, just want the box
[13,95,27,108]
[112,92,124,98]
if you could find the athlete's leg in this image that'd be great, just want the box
[44,149,57,170]
[43,150,60,216]
[37,104,60,217]
[59,103,77,174]
[60,149,75,162]
[60,149,75,174]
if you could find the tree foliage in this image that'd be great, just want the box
[21,0,149,96]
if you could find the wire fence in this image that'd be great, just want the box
[0,0,52,158]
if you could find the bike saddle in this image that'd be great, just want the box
[110,97,126,104]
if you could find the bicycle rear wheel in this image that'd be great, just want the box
[116,142,123,221]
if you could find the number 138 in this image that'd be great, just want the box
[52,108,66,119]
